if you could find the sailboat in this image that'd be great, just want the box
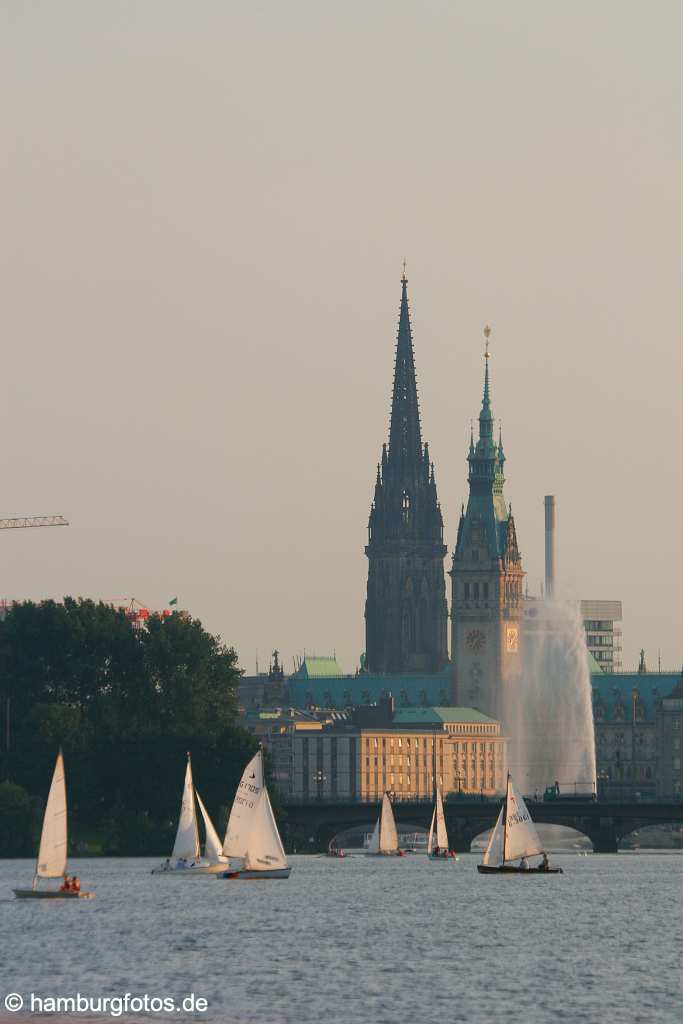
[152,754,228,875]
[477,774,563,874]
[427,787,457,860]
[14,750,94,899]
[219,749,291,879]
[366,792,403,856]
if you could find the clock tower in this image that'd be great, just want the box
[449,329,524,722]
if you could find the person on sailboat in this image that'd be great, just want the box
[540,853,550,872]
[519,857,529,870]
[71,876,80,893]
[60,876,71,893]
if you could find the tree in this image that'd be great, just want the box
[0,599,251,853]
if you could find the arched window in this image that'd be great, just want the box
[401,491,411,524]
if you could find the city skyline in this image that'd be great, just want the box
[2,2,681,674]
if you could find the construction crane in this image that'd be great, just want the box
[0,515,69,530]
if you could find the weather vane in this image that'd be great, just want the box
[402,258,407,280]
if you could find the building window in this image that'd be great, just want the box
[483,582,489,601]
[464,583,470,600]
[473,582,479,600]
[402,491,411,523]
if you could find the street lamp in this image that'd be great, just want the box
[313,768,326,801]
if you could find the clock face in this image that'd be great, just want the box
[466,628,486,652]
[506,626,519,653]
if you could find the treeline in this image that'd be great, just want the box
[0,598,256,856]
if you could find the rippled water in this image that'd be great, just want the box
[1,854,681,1024]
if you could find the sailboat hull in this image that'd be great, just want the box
[477,865,563,875]
[151,863,227,876]
[428,854,459,862]
[218,866,291,880]
[13,889,95,899]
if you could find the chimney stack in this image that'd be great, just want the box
[544,495,556,599]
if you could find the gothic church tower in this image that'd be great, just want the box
[450,330,524,719]
[364,273,448,674]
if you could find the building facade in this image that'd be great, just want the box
[269,698,507,801]
[655,674,683,797]
[450,335,525,721]
[364,273,448,674]
[581,600,623,673]
[591,670,683,799]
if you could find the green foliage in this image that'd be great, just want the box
[0,598,254,854]
[0,781,40,856]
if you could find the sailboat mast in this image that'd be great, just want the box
[502,773,510,865]
[190,752,200,858]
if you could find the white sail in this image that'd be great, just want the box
[195,791,226,864]
[244,787,289,871]
[427,806,436,854]
[481,804,505,867]
[223,749,264,860]
[171,757,200,861]
[379,793,399,853]
[36,751,68,878]
[435,788,449,850]
[367,816,381,853]
[504,776,543,862]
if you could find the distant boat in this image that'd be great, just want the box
[477,774,563,875]
[218,749,291,880]
[14,751,94,900]
[427,788,458,861]
[366,792,403,857]
[152,754,228,875]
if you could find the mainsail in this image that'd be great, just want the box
[171,757,200,862]
[504,776,543,862]
[243,788,289,871]
[428,788,449,853]
[195,791,226,864]
[223,750,264,861]
[379,793,399,853]
[36,751,68,879]
[481,805,505,867]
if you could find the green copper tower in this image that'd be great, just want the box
[450,328,524,718]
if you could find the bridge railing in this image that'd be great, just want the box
[280,793,500,807]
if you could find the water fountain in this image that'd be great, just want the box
[505,599,597,796]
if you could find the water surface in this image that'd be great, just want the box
[1,854,680,1024]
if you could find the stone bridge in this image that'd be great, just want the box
[281,798,683,854]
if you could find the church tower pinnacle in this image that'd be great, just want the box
[450,328,524,719]
[364,271,449,674]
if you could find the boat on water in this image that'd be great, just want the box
[327,844,346,858]
[14,750,94,900]
[218,749,291,879]
[427,788,458,861]
[366,792,404,857]
[151,754,228,875]
[477,774,563,875]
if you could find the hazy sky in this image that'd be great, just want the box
[2,1,681,675]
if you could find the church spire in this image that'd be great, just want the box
[365,267,448,675]
[388,270,422,464]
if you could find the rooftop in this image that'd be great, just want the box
[290,655,346,679]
